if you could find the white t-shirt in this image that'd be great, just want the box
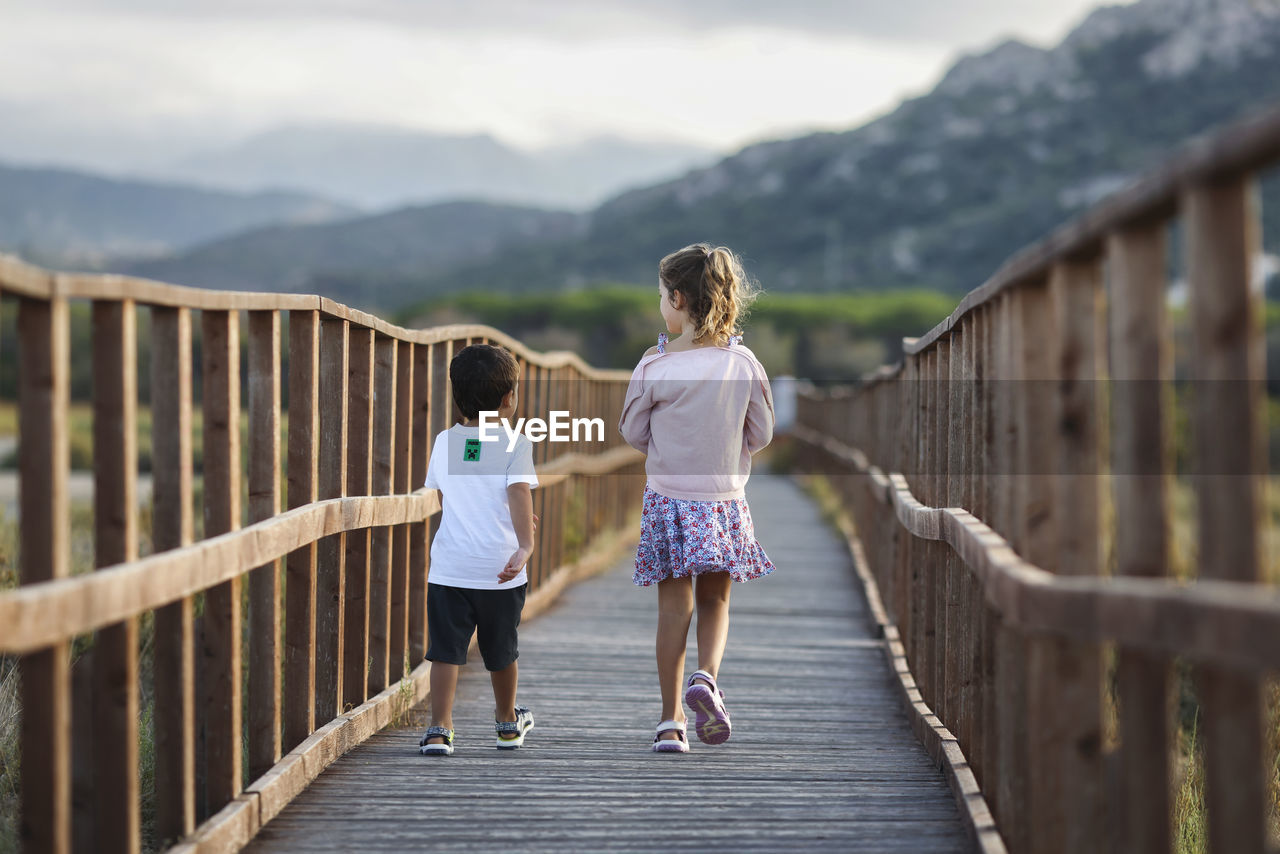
[423,424,539,590]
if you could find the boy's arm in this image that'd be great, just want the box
[499,482,535,583]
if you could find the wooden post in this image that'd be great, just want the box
[895,352,917,659]
[18,295,72,854]
[90,299,140,854]
[993,291,1027,842]
[344,327,373,708]
[1025,260,1105,854]
[941,332,963,732]
[151,306,196,844]
[200,309,242,812]
[962,312,984,772]
[390,339,413,678]
[946,322,970,755]
[1184,177,1267,854]
[426,340,451,599]
[315,317,349,721]
[1107,222,1173,854]
[1009,279,1056,854]
[368,335,396,688]
[247,309,282,780]
[408,342,431,663]
[284,310,319,751]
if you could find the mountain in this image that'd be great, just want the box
[160,125,715,210]
[126,201,585,311]
[0,163,353,268]
[390,0,1280,297]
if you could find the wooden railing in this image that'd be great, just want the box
[793,102,1280,854]
[0,257,644,853]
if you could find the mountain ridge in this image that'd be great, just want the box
[0,162,354,268]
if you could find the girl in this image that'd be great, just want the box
[618,243,776,753]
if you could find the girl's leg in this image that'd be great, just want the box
[490,660,518,722]
[428,661,460,743]
[655,575,694,739]
[693,570,733,683]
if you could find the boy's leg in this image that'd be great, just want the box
[475,584,526,724]
[693,570,733,685]
[655,575,694,739]
[490,660,518,722]
[424,583,474,744]
[427,662,459,744]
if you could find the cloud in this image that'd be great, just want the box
[3,0,1119,47]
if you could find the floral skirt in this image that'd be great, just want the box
[633,487,775,587]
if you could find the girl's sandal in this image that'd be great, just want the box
[495,705,535,750]
[419,725,455,756]
[652,719,689,753]
[684,669,732,745]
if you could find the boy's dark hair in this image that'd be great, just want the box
[450,344,521,420]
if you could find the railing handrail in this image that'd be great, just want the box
[902,98,1280,359]
[792,423,1280,673]
[0,253,630,381]
[0,443,641,655]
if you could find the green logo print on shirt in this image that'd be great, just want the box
[463,438,482,462]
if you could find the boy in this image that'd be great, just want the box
[419,344,537,756]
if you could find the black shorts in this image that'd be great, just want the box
[426,582,527,671]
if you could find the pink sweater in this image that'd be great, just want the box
[618,343,774,501]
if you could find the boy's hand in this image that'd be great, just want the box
[499,546,532,582]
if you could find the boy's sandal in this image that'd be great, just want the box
[652,719,689,753]
[495,705,535,750]
[419,725,455,756]
[684,669,732,745]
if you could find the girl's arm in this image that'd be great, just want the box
[617,362,654,452]
[745,369,775,455]
[499,482,535,582]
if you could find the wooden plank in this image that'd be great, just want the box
[390,339,414,678]
[343,327,373,709]
[408,342,431,663]
[90,299,140,854]
[368,335,395,690]
[247,310,283,780]
[150,305,197,846]
[315,318,349,722]
[17,295,72,854]
[1106,222,1173,854]
[200,309,243,813]
[284,310,320,751]
[1184,177,1267,854]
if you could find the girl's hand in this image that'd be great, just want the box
[499,545,532,583]
[532,514,539,533]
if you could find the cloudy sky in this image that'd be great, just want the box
[0,0,1134,170]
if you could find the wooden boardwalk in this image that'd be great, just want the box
[246,475,972,853]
